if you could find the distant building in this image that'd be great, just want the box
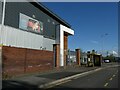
[67,50,76,65]
[0,1,74,76]
[81,52,88,65]
[87,50,102,66]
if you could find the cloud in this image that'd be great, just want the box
[90,40,98,44]
[113,51,117,55]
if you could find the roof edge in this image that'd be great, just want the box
[31,1,71,28]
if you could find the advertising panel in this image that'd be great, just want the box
[19,13,43,34]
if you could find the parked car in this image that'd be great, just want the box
[104,59,110,63]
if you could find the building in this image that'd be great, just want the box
[87,50,102,66]
[81,52,88,65]
[0,1,74,77]
[67,50,76,65]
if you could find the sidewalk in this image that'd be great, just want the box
[2,66,100,89]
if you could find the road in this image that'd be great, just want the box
[2,62,119,89]
[49,66,119,88]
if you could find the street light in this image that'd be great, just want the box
[101,33,108,54]
[101,33,108,58]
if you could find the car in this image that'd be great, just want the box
[104,59,110,63]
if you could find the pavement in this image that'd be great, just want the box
[2,62,120,89]
[2,66,99,89]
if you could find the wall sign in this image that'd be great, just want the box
[19,13,43,34]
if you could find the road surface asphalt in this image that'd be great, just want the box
[2,62,120,89]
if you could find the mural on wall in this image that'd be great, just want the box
[19,13,43,34]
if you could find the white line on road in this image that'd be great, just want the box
[39,65,119,89]
[55,80,72,86]
[39,68,102,89]
[73,77,79,79]
[104,83,108,87]
[47,79,72,88]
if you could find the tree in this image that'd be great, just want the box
[103,54,115,62]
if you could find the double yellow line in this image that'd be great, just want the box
[104,70,118,87]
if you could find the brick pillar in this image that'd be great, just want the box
[53,44,60,68]
[76,49,81,66]
[64,34,68,67]
[0,46,2,65]
[0,46,2,80]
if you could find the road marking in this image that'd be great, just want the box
[46,80,72,88]
[73,77,79,79]
[55,80,72,86]
[112,75,116,77]
[117,70,118,73]
[39,65,119,89]
[104,83,108,87]
[109,78,113,81]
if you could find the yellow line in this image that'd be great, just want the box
[109,78,113,81]
[112,75,116,77]
[104,83,108,87]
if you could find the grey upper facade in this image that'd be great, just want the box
[0,1,72,51]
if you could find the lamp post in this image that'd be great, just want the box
[101,33,108,63]
[101,33,108,55]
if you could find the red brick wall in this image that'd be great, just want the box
[76,49,81,66]
[2,46,54,77]
[64,33,68,66]
[53,44,60,68]
[2,47,26,76]
[26,49,54,73]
